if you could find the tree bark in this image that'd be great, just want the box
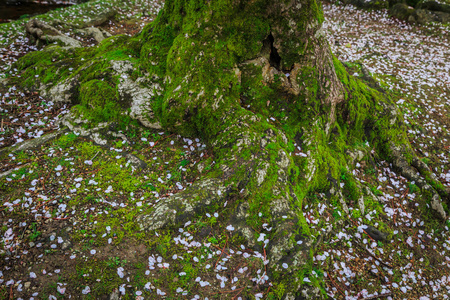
[12,0,449,298]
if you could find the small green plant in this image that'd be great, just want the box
[351,208,361,219]
[29,223,41,241]
[370,185,383,196]
[78,141,101,157]
[142,130,152,138]
[208,216,217,226]
[364,167,376,175]
[115,140,124,148]
[152,133,162,141]
[207,236,218,244]
[106,257,127,268]
[408,183,420,193]
[179,159,190,167]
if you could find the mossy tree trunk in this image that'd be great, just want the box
[12,0,449,298]
[134,0,448,297]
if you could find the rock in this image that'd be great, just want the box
[124,153,148,170]
[24,282,31,290]
[364,225,389,241]
[299,286,323,299]
[84,9,117,27]
[109,288,120,300]
[417,0,450,14]
[229,202,257,248]
[409,8,450,24]
[388,0,405,7]
[61,239,72,251]
[341,0,389,9]
[358,195,365,215]
[390,3,415,20]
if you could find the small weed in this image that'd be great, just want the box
[29,223,41,241]
[107,257,127,268]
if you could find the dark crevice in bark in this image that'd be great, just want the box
[268,33,282,70]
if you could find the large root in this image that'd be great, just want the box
[135,109,318,297]
[390,143,449,219]
[78,27,112,43]
[25,19,82,48]
[11,0,450,297]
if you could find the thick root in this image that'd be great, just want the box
[78,27,112,43]
[25,19,82,48]
[390,144,447,219]
[136,178,229,231]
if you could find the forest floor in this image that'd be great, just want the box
[0,0,449,299]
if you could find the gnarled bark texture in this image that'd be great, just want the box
[12,0,449,298]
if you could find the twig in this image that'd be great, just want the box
[91,151,101,161]
[218,287,244,294]
[354,239,393,269]
[397,188,409,213]
[20,225,28,240]
[41,170,53,190]
[391,196,397,224]
[231,287,245,300]
[263,246,268,275]
[231,262,248,273]
[215,234,229,269]
[328,272,345,297]
[349,218,375,242]
[35,197,55,210]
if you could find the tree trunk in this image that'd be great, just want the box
[11,0,449,298]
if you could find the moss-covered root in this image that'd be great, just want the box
[136,178,229,230]
[25,19,82,48]
[390,143,448,219]
[136,105,326,298]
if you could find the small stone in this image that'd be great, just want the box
[109,289,120,300]
[365,225,389,241]
[24,282,31,289]
[61,240,72,251]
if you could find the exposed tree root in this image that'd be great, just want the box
[390,144,448,219]
[10,0,450,298]
[78,27,112,43]
[25,19,82,48]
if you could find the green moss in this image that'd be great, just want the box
[74,79,121,124]
[54,132,78,148]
